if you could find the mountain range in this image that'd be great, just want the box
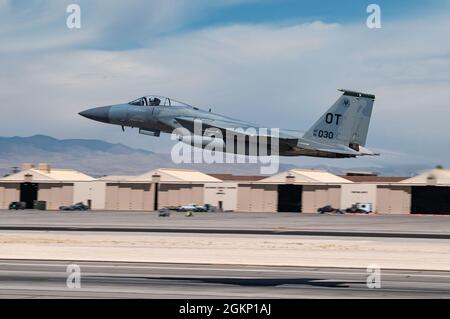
[0,135,290,177]
[0,135,434,177]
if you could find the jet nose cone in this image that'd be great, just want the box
[79,106,111,123]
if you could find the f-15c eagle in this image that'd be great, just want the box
[79,89,378,158]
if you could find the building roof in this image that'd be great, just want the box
[341,176,408,183]
[0,168,95,182]
[399,168,450,185]
[98,175,137,182]
[259,169,353,184]
[208,173,265,182]
[105,168,223,183]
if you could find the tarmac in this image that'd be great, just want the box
[0,210,449,298]
[1,210,449,236]
[1,260,450,298]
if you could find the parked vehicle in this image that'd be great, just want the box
[59,202,89,211]
[164,206,179,211]
[8,201,26,210]
[355,203,373,213]
[158,207,171,217]
[345,203,371,214]
[177,204,196,212]
[317,205,343,214]
[193,205,208,212]
[177,204,208,212]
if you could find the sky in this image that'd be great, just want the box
[1,0,450,171]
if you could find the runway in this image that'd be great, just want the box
[1,225,448,239]
[1,211,449,298]
[1,260,450,298]
[1,210,449,238]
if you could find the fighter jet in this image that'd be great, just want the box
[79,89,378,158]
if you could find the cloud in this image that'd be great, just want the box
[0,0,257,52]
[0,2,449,169]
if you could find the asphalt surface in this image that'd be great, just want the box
[1,259,450,298]
[1,211,449,298]
[1,210,450,238]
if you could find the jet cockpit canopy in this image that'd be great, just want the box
[129,95,192,107]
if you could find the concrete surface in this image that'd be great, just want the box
[1,260,449,298]
[1,211,449,298]
[1,210,450,235]
[0,231,449,271]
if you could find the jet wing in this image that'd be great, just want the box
[174,116,299,147]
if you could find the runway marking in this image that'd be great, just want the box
[1,282,449,297]
[1,225,449,239]
[1,262,450,278]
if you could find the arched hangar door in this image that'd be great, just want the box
[20,183,38,209]
[277,185,302,212]
[411,186,450,215]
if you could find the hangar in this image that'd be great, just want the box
[101,168,222,211]
[206,174,265,212]
[236,169,352,213]
[2,163,450,215]
[340,168,450,215]
[399,168,450,215]
[342,174,410,214]
[0,163,103,210]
